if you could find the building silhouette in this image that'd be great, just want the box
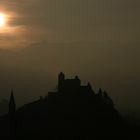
[58,72,81,92]
[49,72,95,98]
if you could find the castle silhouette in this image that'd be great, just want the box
[0,72,139,139]
[8,72,114,116]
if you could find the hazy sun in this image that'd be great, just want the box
[0,13,6,27]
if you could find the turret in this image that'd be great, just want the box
[58,72,65,91]
[8,90,16,116]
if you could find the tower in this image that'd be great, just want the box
[8,90,16,116]
[58,72,65,91]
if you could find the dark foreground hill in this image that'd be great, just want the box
[0,72,140,139]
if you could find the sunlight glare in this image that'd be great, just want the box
[0,13,6,27]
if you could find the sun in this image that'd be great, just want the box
[0,13,6,27]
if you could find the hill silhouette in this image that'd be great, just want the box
[0,72,139,139]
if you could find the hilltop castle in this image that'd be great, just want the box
[48,72,95,98]
[0,72,125,138]
[48,72,113,107]
[8,72,114,115]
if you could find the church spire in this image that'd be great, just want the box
[8,90,16,116]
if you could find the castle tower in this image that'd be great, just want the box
[58,72,65,91]
[8,90,16,116]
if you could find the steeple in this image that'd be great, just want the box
[8,90,16,116]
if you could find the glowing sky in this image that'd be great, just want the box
[0,0,140,111]
[0,0,139,49]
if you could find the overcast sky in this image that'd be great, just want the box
[0,0,140,111]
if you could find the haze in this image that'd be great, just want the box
[0,0,140,112]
